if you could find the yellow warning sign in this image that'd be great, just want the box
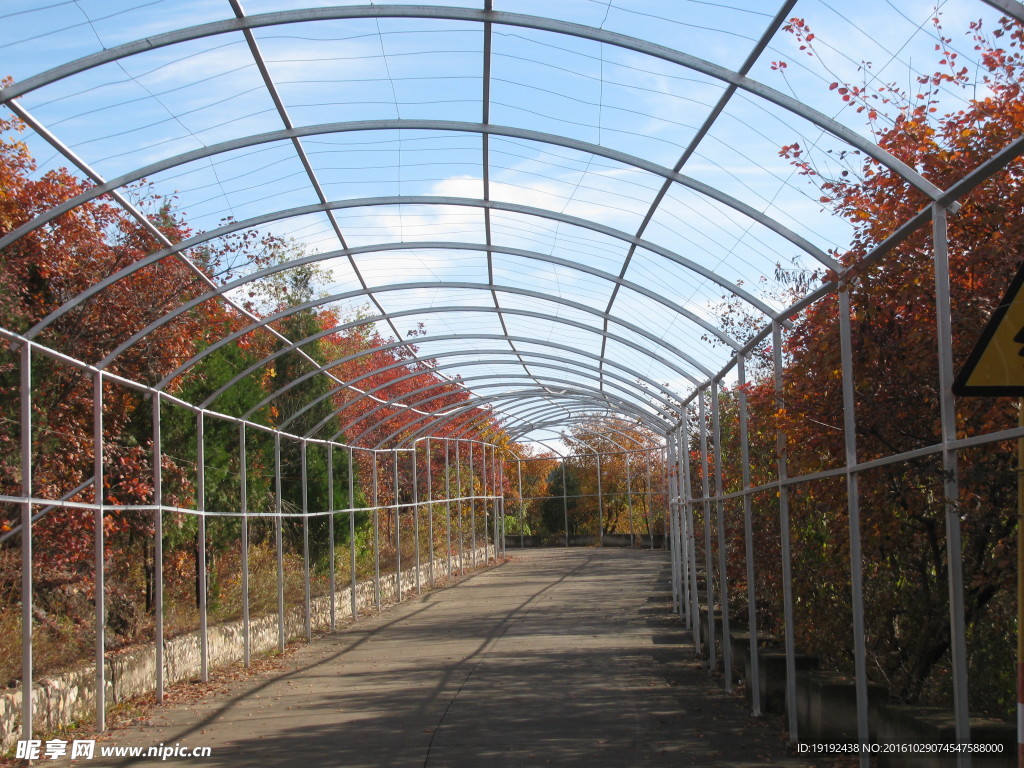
[954,262,1024,396]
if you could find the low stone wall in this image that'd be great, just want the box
[694,606,1016,766]
[0,544,496,750]
[505,534,666,548]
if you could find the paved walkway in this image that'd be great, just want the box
[86,549,819,767]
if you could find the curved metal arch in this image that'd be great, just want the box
[1,118,840,279]
[347,378,668,448]
[420,404,639,450]
[296,355,679,439]
[504,405,668,443]
[25,194,787,343]
[488,401,608,437]
[562,432,630,470]
[398,398,669,451]
[0,5,942,202]
[322,369,670,446]
[380,387,668,448]
[562,425,658,450]
[277,345,684,433]
[508,419,615,443]
[97,239,742,367]
[365,392,605,450]
[370,390,637,448]
[384,401,607,451]
[506,412,651,444]
[507,435,570,460]
[162,294,706,397]
[208,318,691,425]
[505,399,610,424]
[480,398,620,438]
[0,125,827,335]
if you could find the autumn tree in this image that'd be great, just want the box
[712,14,1024,716]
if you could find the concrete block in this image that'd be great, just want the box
[752,650,817,715]
[796,670,885,744]
[873,704,1015,768]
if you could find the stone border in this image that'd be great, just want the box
[696,603,1015,767]
[0,544,496,751]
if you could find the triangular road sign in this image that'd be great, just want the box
[954,261,1024,396]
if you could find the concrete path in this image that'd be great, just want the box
[85,549,820,767]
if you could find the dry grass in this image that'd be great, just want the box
[0,505,490,691]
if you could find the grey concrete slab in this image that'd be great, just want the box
[72,550,821,767]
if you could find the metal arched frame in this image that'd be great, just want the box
[451,404,634,447]
[166,295,706,408]
[201,309,693,416]
[300,357,681,439]
[278,346,684,434]
[561,424,658,449]
[384,389,668,450]
[332,372,672,447]
[10,3,1024,759]
[102,240,742,370]
[353,382,667,448]
[0,6,943,205]
[504,405,669,443]
[22,194,790,343]
[507,417,667,442]
[413,394,667,443]
[339,374,667,444]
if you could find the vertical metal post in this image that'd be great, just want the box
[493,447,500,558]
[698,392,716,672]
[773,321,798,742]
[197,411,209,679]
[932,205,970,759]
[645,450,654,550]
[493,450,501,561]
[711,379,733,692]
[1018,402,1024,768]
[561,460,569,547]
[445,439,452,576]
[301,440,311,641]
[349,445,357,620]
[481,442,489,560]
[681,424,702,653]
[737,354,761,716]
[596,451,604,546]
[671,437,682,611]
[671,434,684,617]
[393,450,401,602]
[485,443,492,559]
[274,433,284,652]
[666,444,673,553]
[21,343,33,738]
[328,444,336,631]
[626,450,634,547]
[839,287,870,764]
[517,457,524,549]
[662,444,670,553]
[426,437,434,586]
[240,423,250,667]
[667,435,680,613]
[456,440,464,571]
[372,450,381,610]
[94,371,105,731]
[153,390,164,701]
[677,435,687,612]
[469,441,476,566]
[412,445,421,594]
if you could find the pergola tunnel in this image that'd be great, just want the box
[4,0,1024,763]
